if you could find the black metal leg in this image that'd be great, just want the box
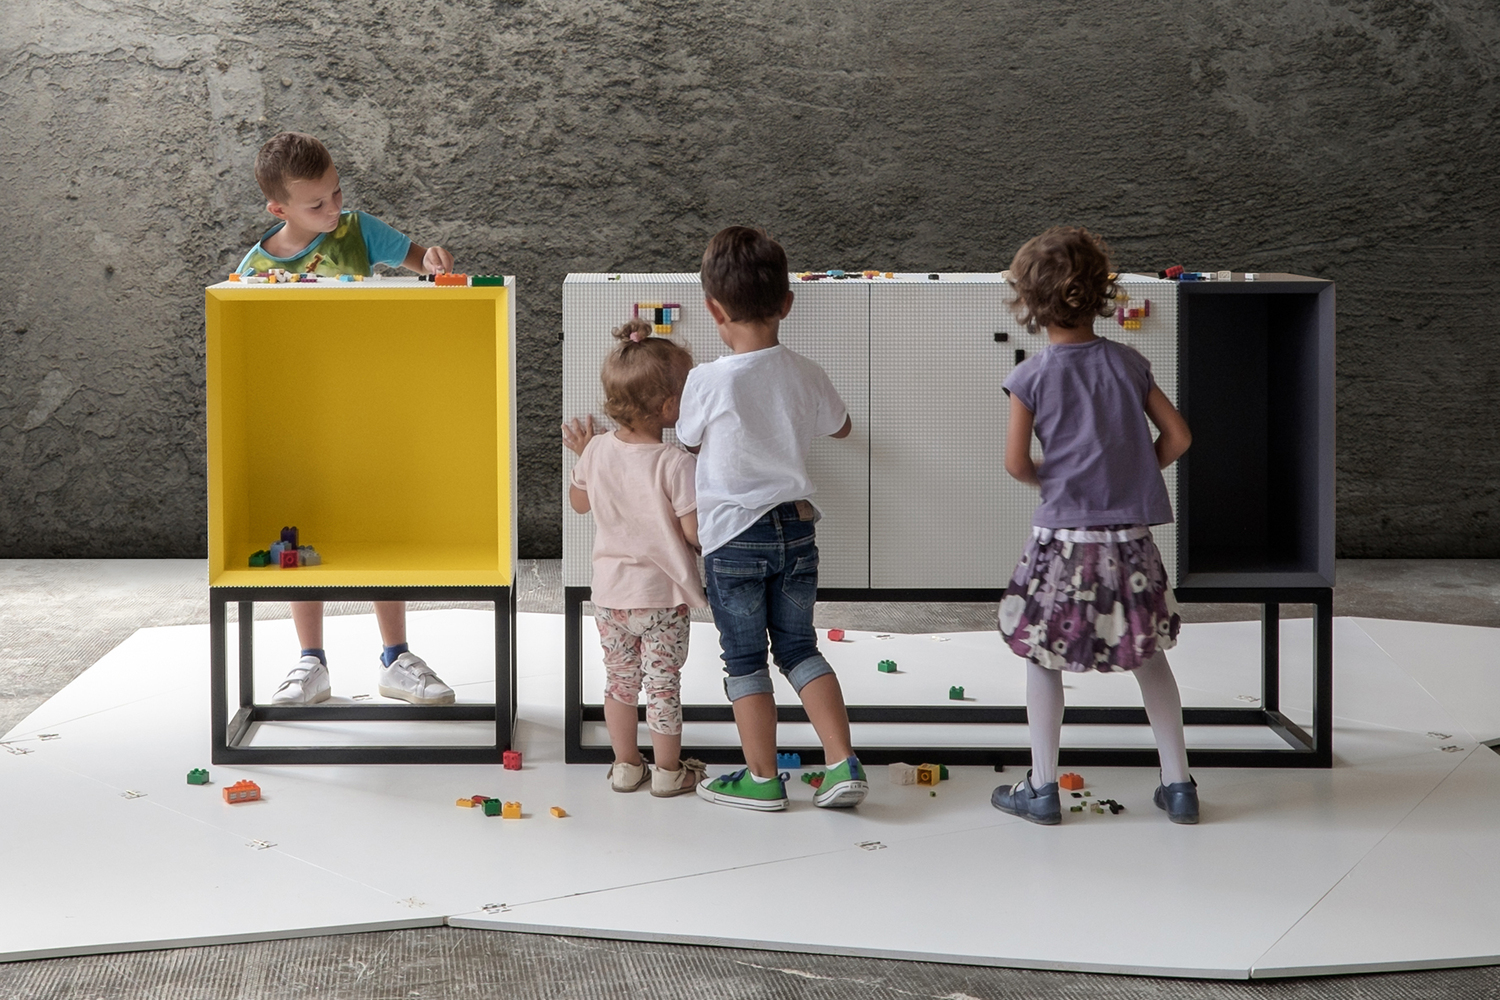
[238,601,255,711]
[1314,589,1334,767]
[210,593,228,764]
[564,587,586,764]
[1262,602,1280,712]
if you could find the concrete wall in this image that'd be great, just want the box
[1,0,1496,559]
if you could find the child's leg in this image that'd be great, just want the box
[291,601,324,650]
[704,531,779,778]
[1027,660,1065,786]
[638,607,690,773]
[596,609,646,766]
[373,601,407,664]
[1133,651,1190,785]
[730,693,778,777]
[798,674,854,765]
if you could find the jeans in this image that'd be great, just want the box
[703,501,835,702]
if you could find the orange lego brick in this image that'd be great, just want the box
[1059,773,1084,790]
[223,779,261,804]
[433,272,469,286]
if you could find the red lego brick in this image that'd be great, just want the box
[503,750,522,771]
[278,549,298,568]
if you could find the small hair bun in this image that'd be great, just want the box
[612,318,654,344]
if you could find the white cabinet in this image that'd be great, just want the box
[563,273,1178,592]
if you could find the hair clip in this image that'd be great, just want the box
[630,331,644,342]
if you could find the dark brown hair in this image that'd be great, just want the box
[601,318,694,429]
[700,226,789,322]
[255,132,334,203]
[1008,227,1118,332]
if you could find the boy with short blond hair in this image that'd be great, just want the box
[238,131,457,707]
[679,226,867,811]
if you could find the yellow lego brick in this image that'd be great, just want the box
[916,763,941,786]
[502,801,522,819]
[550,806,566,818]
[1123,319,1142,330]
[456,797,475,807]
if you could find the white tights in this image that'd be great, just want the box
[1026,651,1191,788]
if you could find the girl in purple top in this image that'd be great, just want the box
[990,227,1200,826]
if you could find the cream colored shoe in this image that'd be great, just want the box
[608,759,650,792]
[651,758,707,798]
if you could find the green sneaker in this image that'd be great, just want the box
[813,756,868,808]
[695,768,789,811]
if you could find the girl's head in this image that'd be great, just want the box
[600,318,694,430]
[1007,227,1117,332]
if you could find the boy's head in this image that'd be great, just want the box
[1007,226,1117,332]
[255,132,342,233]
[700,227,790,323]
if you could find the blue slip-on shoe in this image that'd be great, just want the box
[990,770,1061,825]
[695,768,789,811]
[813,756,869,808]
[1153,776,1199,824]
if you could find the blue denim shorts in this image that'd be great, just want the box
[703,501,835,701]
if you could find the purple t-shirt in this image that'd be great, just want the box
[1002,337,1173,529]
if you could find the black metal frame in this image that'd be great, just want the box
[210,584,516,765]
[564,585,1333,768]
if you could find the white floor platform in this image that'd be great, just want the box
[2,611,1498,978]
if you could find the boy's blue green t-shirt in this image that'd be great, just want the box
[235,210,410,277]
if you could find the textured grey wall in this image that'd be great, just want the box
[1,0,1497,559]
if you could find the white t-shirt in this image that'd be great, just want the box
[569,432,707,610]
[675,344,848,555]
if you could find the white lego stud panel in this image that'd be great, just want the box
[562,275,871,589]
[1114,276,1179,582]
[562,275,705,588]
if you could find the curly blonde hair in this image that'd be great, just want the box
[600,318,694,429]
[1008,227,1118,332]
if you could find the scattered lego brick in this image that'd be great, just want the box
[433,272,469,286]
[187,768,210,785]
[938,764,949,780]
[948,685,965,700]
[280,526,299,548]
[279,549,299,568]
[1071,804,1083,812]
[297,546,321,566]
[338,274,355,282]
[503,750,522,771]
[248,550,270,567]
[223,780,261,804]
[1015,348,1026,364]
[1159,265,1184,279]
[916,763,941,786]
[228,273,241,282]
[888,762,916,785]
[471,795,491,804]
[877,659,898,673]
[826,628,845,642]
[1059,772,1084,790]
[502,801,521,819]
[483,798,501,816]
[550,806,566,818]
[471,275,507,286]
[456,798,475,807]
[776,752,801,770]
[928,273,939,280]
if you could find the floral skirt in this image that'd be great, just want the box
[997,525,1179,673]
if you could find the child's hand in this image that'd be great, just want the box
[424,245,455,274]
[561,415,597,456]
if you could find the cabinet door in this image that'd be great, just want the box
[778,281,870,589]
[561,275,707,588]
[869,281,1025,589]
[868,277,1178,590]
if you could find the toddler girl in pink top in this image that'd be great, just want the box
[562,318,709,797]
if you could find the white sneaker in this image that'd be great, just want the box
[651,758,707,798]
[608,760,650,792]
[272,656,331,705]
[377,652,455,705]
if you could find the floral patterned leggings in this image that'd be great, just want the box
[594,605,691,736]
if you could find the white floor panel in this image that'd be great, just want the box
[1349,617,1500,742]
[1253,746,1500,977]
[4,611,1500,977]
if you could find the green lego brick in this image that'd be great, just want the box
[877,659,897,673]
[938,764,949,780]
[471,275,507,286]
[248,550,270,567]
[483,798,501,816]
[186,768,210,785]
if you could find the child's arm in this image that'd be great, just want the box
[569,485,591,514]
[679,510,700,550]
[830,415,853,439]
[1145,387,1192,469]
[1004,394,1041,486]
[401,241,454,275]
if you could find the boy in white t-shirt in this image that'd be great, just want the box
[677,226,868,812]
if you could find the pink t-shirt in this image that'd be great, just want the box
[570,432,707,610]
